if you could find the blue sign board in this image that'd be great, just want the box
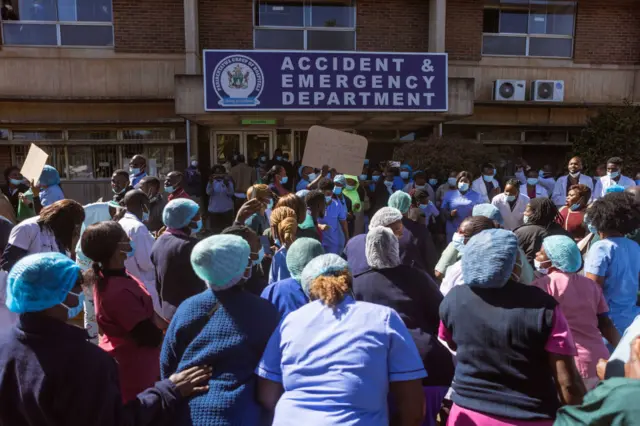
[203,50,448,112]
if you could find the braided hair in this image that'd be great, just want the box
[526,198,562,228]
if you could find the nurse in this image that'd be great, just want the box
[317,178,348,254]
[441,171,482,242]
[256,254,426,425]
[268,206,297,284]
[37,165,65,207]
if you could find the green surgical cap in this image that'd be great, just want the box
[388,191,412,214]
[190,234,250,291]
[542,235,582,273]
[286,238,325,281]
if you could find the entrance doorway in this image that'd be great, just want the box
[211,131,274,166]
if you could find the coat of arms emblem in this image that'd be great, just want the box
[227,65,250,89]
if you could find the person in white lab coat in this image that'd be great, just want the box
[591,157,635,201]
[520,169,549,200]
[471,163,500,203]
[538,164,556,196]
[491,178,530,231]
[117,190,160,313]
[551,157,593,207]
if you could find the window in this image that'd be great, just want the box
[123,129,173,140]
[482,0,576,58]
[254,0,356,51]
[1,0,113,47]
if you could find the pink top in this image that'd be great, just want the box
[532,271,609,379]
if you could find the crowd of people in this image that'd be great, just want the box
[0,150,639,426]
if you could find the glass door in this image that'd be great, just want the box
[212,132,241,169]
[243,132,272,166]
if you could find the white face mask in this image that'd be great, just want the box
[534,259,552,275]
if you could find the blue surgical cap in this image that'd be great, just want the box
[163,198,200,229]
[190,234,250,291]
[542,235,582,273]
[401,164,413,172]
[333,174,347,186]
[6,252,80,313]
[473,203,504,226]
[370,207,403,228]
[286,238,325,281]
[606,185,625,194]
[296,189,310,199]
[300,254,350,297]
[462,229,518,289]
[38,165,61,187]
[388,191,412,214]
[298,165,306,177]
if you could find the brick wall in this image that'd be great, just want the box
[113,0,185,53]
[445,0,483,61]
[357,0,429,52]
[199,0,253,50]
[574,0,640,65]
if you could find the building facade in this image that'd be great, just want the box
[0,0,638,203]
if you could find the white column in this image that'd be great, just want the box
[429,0,446,53]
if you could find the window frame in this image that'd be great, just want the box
[481,1,576,59]
[253,0,357,51]
[0,0,114,48]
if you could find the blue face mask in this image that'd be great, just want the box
[326,173,332,179]
[608,171,620,179]
[191,219,203,234]
[253,247,265,266]
[636,180,640,185]
[274,238,281,247]
[9,178,22,186]
[458,182,469,192]
[280,176,289,184]
[308,173,317,181]
[364,159,369,165]
[121,240,135,258]
[359,174,368,181]
[527,178,539,186]
[506,194,516,202]
[276,156,283,161]
[429,179,438,186]
[142,211,149,222]
[400,171,410,179]
[260,156,267,162]
[112,186,126,195]
[267,199,274,209]
[165,185,175,194]
[570,203,581,211]
[61,290,85,319]
[452,233,465,252]
[493,168,497,176]
[130,168,141,175]
[588,224,597,235]
[324,195,333,204]
[483,174,493,182]
[419,203,429,209]
[448,177,457,187]
[333,187,343,195]
[414,185,425,190]
[372,175,380,182]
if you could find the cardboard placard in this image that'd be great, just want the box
[302,126,368,176]
[20,144,49,183]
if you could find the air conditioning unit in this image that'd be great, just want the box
[493,79,526,101]
[531,80,565,102]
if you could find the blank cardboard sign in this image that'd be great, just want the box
[302,126,368,176]
[20,144,49,183]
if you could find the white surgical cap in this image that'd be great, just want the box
[370,207,403,228]
[366,227,401,269]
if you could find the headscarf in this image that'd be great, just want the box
[366,227,401,269]
[300,253,350,297]
[370,207,403,228]
[286,238,325,281]
[343,174,362,212]
[542,235,582,273]
[190,234,250,291]
[461,229,518,288]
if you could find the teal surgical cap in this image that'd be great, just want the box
[542,235,582,273]
[462,229,518,289]
[300,253,350,297]
[6,252,80,313]
[163,198,200,229]
[296,189,310,199]
[606,185,625,194]
[38,165,61,187]
[333,174,347,186]
[190,234,250,291]
[473,203,504,226]
[388,191,412,214]
[286,238,325,281]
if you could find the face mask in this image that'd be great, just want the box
[608,171,620,179]
[280,176,289,184]
[267,199,274,209]
[570,203,581,211]
[636,180,640,185]
[276,156,283,161]
[61,290,85,319]
[164,185,175,194]
[324,195,333,204]
[260,156,267,162]
[191,160,198,167]
[483,174,493,182]
[333,187,343,195]
[523,215,530,224]
[419,203,429,209]
[130,168,141,175]
[308,173,317,181]
[384,180,394,188]
[493,168,497,176]
[448,177,457,187]
[400,171,410,179]
[569,172,580,178]
[359,174,368,181]
[326,173,332,179]
[429,179,438,186]
[345,184,355,191]
[372,175,380,182]
[120,240,135,258]
[112,186,125,195]
[9,178,22,186]
[142,211,150,222]
[253,247,265,266]
[283,157,289,162]
[452,232,465,252]
[458,182,469,192]
[274,238,281,247]
[534,259,551,275]
[191,219,203,234]
[364,159,369,165]
[414,185,425,190]
[527,178,539,186]
[538,170,545,178]
[588,224,597,235]
[506,194,516,202]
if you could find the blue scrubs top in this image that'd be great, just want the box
[256,296,427,426]
[296,179,309,192]
[261,277,309,320]
[585,237,640,335]
[269,247,291,284]
[442,190,482,242]
[317,198,347,254]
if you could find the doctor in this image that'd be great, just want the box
[592,157,635,200]
[491,178,530,231]
[551,157,593,207]
[520,169,549,199]
[471,163,500,203]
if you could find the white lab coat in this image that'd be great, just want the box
[118,212,161,313]
[515,170,555,196]
[520,184,549,200]
[471,177,501,203]
[491,192,530,231]
[551,174,594,207]
[592,175,635,201]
